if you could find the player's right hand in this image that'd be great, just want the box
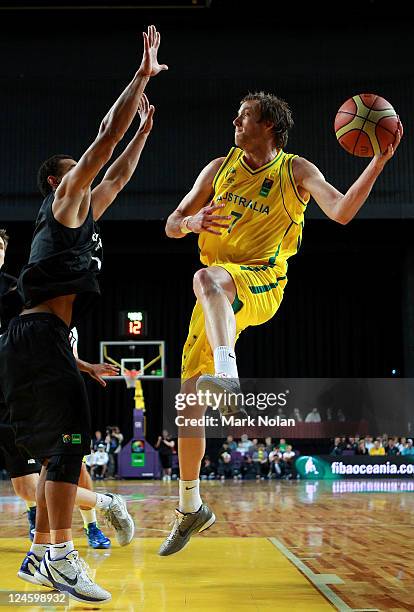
[138,25,168,78]
[137,93,155,135]
[188,202,232,235]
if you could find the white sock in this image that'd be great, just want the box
[50,540,74,560]
[30,542,49,558]
[179,479,202,514]
[95,493,112,510]
[79,508,97,527]
[213,346,238,378]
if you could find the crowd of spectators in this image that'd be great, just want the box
[199,435,297,481]
[85,426,124,480]
[155,432,414,482]
[329,435,414,457]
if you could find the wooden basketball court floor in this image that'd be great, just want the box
[0,478,413,611]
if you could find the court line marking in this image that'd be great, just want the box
[268,537,379,612]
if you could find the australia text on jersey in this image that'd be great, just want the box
[220,191,270,216]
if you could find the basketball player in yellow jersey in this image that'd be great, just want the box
[159,92,402,556]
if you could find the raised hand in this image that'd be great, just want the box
[137,93,155,135]
[375,119,403,167]
[138,24,168,78]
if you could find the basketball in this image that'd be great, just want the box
[334,93,399,157]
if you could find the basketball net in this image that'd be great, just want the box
[123,368,141,389]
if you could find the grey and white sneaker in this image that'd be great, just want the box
[101,493,135,546]
[34,549,111,604]
[158,504,216,556]
[196,375,246,417]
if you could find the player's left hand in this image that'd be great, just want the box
[376,119,403,165]
[138,93,155,135]
[88,363,119,387]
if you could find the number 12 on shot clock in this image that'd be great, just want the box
[119,310,147,338]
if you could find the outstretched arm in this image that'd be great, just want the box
[76,359,119,388]
[294,123,402,224]
[165,157,233,238]
[91,94,155,221]
[53,25,167,228]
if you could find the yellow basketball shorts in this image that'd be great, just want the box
[181,263,286,381]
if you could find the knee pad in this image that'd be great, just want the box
[45,454,82,485]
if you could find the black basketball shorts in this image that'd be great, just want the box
[0,313,91,459]
[0,400,42,478]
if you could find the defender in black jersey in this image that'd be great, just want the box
[0,229,41,540]
[0,25,165,603]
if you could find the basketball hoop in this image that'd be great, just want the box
[123,368,141,389]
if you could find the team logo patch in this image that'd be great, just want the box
[62,433,82,444]
[259,178,274,197]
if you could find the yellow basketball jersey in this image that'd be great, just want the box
[199,147,309,277]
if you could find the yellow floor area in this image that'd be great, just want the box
[0,537,332,611]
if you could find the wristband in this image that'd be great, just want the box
[180,215,193,234]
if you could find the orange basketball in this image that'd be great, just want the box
[334,93,399,157]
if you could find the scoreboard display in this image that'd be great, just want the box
[119,311,147,338]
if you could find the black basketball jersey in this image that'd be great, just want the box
[0,271,19,334]
[17,193,101,325]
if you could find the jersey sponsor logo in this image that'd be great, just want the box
[259,178,274,198]
[221,191,269,215]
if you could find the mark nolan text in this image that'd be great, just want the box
[175,415,296,427]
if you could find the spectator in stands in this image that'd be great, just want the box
[278,438,288,452]
[305,407,321,423]
[346,437,358,452]
[200,456,216,480]
[252,443,269,479]
[337,408,346,422]
[369,439,385,456]
[238,434,254,455]
[398,437,407,453]
[277,406,287,420]
[264,436,273,454]
[330,437,343,456]
[155,429,175,481]
[92,430,104,451]
[364,435,374,453]
[90,443,109,480]
[241,455,258,480]
[386,438,400,456]
[218,451,234,480]
[226,435,237,452]
[105,425,124,478]
[401,439,414,456]
[248,438,259,456]
[293,408,303,422]
[326,407,333,421]
[268,449,283,479]
[282,445,295,479]
[356,439,368,455]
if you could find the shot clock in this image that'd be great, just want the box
[119,310,147,338]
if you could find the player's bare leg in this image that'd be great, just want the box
[193,266,244,416]
[158,375,215,556]
[18,465,50,584]
[193,266,236,354]
[12,473,38,540]
[78,463,111,549]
